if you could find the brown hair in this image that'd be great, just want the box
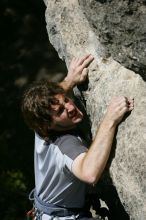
[21,80,65,138]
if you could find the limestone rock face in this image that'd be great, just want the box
[79,0,146,81]
[43,0,146,219]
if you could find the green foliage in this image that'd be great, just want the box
[0,170,32,220]
[1,170,27,192]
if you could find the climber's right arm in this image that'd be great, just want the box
[59,54,94,92]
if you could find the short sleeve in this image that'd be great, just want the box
[56,134,88,161]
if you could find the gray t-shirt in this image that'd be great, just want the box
[34,132,88,209]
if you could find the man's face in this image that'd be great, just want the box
[49,94,83,131]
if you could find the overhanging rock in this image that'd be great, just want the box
[43,0,146,219]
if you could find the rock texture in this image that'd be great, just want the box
[43,0,146,219]
[79,0,146,81]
